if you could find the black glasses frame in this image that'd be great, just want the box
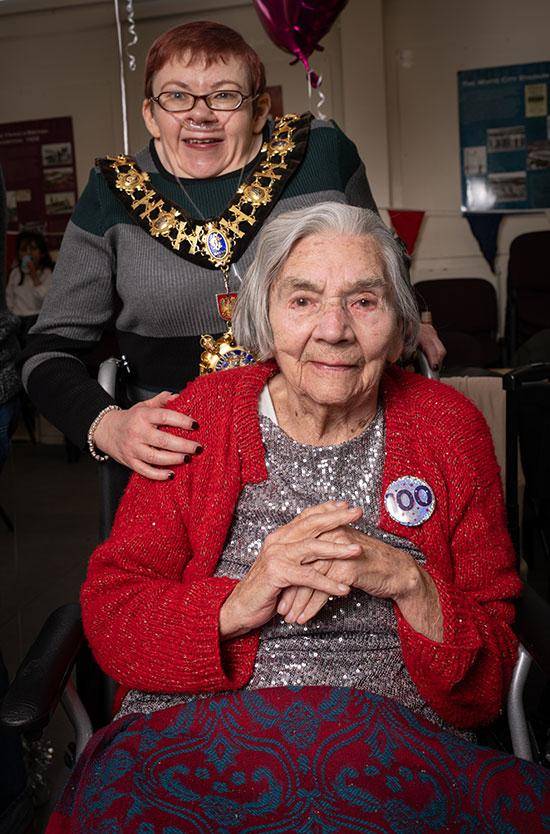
[150,90,257,113]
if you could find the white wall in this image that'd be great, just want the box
[340,0,390,207]
[1,0,550,330]
[384,0,550,327]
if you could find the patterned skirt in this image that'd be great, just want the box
[47,687,549,833]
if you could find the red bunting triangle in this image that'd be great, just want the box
[388,210,425,256]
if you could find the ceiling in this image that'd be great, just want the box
[0,0,106,12]
[0,0,245,17]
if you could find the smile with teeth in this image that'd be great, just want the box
[183,137,222,145]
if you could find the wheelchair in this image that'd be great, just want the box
[1,359,549,827]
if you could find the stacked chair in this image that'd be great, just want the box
[413,277,502,370]
[506,231,550,362]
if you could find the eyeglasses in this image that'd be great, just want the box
[150,90,256,113]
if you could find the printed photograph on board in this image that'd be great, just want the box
[44,191,75,214]
[43,166,76,190]
[41,141,73,167]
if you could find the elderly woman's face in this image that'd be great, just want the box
[269,233,402,407]
[143,53,269,179]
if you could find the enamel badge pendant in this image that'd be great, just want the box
[205,226,231,266]
[199,328,256,375]
[384,476,435,527]
[216,292,238,322]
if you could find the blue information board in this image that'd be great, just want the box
[458,61,550,212]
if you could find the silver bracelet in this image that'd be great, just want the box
[87,405,122,462]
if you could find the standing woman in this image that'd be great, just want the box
[6,231,54,343]
[22,21,444,484]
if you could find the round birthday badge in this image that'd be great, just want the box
[384,476,435,527]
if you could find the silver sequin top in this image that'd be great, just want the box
[119,392,449,731]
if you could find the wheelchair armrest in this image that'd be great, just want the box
[98,357,120,399]
[0,604,84,736]
[514,583,550,677]
[414,349,440,381]
[502,363,550,390]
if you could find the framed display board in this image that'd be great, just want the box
[0,116,77,267]
[458,61,550,212]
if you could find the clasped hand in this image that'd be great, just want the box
[219,500,422,640]
[277,517,421,626]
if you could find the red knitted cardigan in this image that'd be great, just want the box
[81,362,521,730]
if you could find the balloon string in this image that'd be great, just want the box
[125,0,138,72]
[315,75,327,121]
[113,0,129,154]
[307,70,327,121]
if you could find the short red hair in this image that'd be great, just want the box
[144,21,266,99]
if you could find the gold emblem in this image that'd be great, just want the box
[113,164,150,195]
[150,208,180,237]
[240,183,271,206]
[270,136,293,154]
[199,329,256,375]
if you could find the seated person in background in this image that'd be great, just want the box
[6,230,54,343]
[48,204,549,833]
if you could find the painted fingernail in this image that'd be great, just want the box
[183,455,191,463]
[191,420,199,430]
[432,364,439,371]
[167,471,175,480]
[194,445,203,455]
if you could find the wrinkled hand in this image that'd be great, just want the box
[278,521,420,625]
[417,322,446,371]
[92,391,200,479]
[219,502,363,640]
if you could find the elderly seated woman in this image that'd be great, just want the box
[48,204,549,833]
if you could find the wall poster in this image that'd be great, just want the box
[0,116,77,269]
[458,61,550,212]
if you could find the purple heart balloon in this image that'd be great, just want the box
[253,0,349,87]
